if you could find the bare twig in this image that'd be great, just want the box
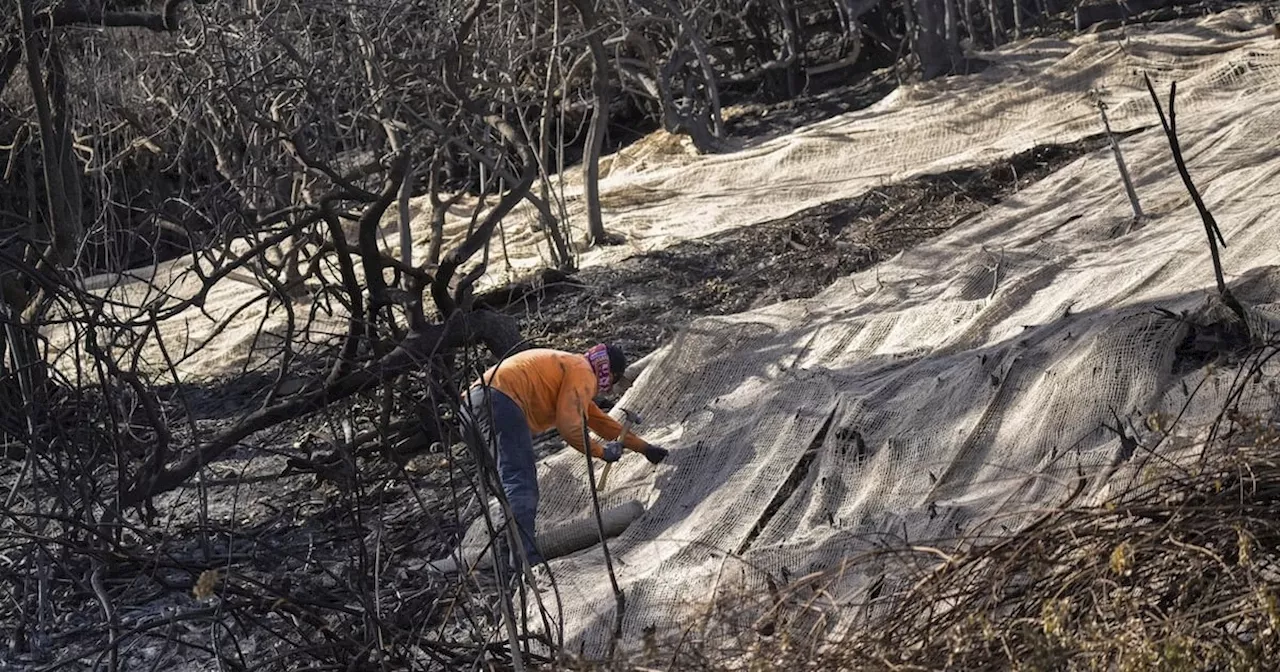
[1143,74,1245,324]
[580,414,626,661]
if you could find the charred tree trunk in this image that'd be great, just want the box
[902,0,919,58]
[0,36,22,100]
[914,0,963,79]
[666,0,724,139]
[964,0,979,46]
[776,0,804,97]
[945,0,960,49]
[568,0,613,246]
[18,0,83,271]
[987,0,1003,46]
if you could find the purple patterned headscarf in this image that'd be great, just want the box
[585,343,613,393]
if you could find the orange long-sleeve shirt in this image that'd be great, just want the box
[470,349,650,459]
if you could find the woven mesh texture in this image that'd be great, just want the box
[50,6,1280,653]
[523,9,1280,653]
[60,8,1279,382]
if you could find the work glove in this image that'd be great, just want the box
[643,445,669,465]
[602,441,625,463]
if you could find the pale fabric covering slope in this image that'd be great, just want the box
[54,7,1277,383]
[431,6,1280,280]
[526,9,1280,654]
[42,7,1280,650]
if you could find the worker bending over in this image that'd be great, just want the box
[461,344,667,566]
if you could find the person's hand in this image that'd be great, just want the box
[602,441,625,463]
[643,445,669,465]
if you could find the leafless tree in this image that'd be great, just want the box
[0,0,1101,665]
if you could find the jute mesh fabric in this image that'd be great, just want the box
[449,6,1280,282]
[59,7,1278,383]
[525,9,1280,653]
[48,6,1280,654]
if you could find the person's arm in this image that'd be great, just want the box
[555,374,607,459]
[586,404,649,454]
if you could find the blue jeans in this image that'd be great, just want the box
[461,386,543,566]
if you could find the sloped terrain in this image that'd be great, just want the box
[59,5,1276,386]
[503,138,1111,360]
[523,7,1280,655]
[12,6,1280,670]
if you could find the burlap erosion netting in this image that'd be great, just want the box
[47,5,1280,657]
[448,5,1280,281]
[519,10,1280,654]
[56,7,1279,384]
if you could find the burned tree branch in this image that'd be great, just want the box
[1143,74,1244,324]
[119,296,525,509]
[122,317,438,508]
[431,114,539,319]
[356,152,410,322]
[0,36,22,102]
[569,0,614,246]
[1094,97,1143,221]
[51,0,187,31]
[321,205,366,384]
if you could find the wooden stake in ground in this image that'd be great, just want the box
[1094,96,1143,222]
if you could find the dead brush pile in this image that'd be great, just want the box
[853,442,1280,671]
